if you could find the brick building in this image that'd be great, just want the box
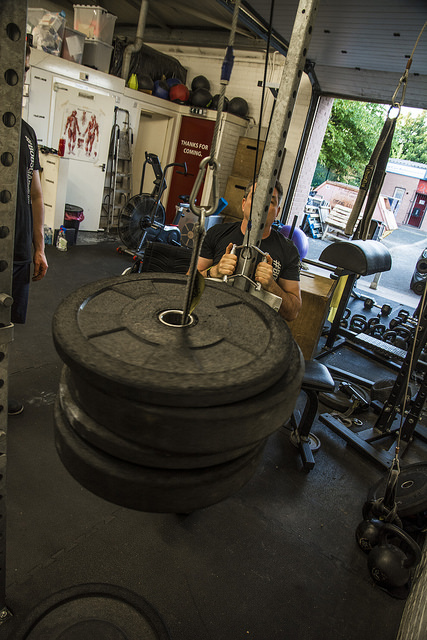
[382,158,427,231]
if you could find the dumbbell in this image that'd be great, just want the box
[363,298,392,316]
[389,310,417,330]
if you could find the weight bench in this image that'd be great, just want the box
[289,359,335,471]
[319,240,392,349]
[288,241,391,470]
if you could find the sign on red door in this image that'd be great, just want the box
[408,189,427,228]
[165,116,215,224]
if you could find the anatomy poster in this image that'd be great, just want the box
[60,105,101,162]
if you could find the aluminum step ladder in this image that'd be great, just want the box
[104,107,133,231]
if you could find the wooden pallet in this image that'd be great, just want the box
[321,204,362,240]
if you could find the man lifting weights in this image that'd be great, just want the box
[197,179,302,322]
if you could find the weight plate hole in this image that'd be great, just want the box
[401,480,414,490]
[158,309,195,327]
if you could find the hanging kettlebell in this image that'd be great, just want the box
[355,518,384,553]
[367,522,421,588]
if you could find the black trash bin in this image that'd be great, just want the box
[63,204,84,245]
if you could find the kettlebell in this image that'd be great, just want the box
[367,522,421,588]
[355,518,384,553]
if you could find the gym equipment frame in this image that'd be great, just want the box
[0,0,26,622]
[320,295,427,470]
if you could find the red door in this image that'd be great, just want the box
[408,192,427,228]
[165,116,215,224]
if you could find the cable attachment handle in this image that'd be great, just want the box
[189,156,220,218]
[223,244,237,283]
[222,243,269,288]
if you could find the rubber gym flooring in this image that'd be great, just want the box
[1,237,426,639]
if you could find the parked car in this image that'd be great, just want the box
[410,247,427,295]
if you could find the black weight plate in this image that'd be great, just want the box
[54,402,266,513]
[367,463,427,517]
[57,384,255,468]
[52,274,295,407]
[319,375,370,412]
[63,340,304,453]
[11,583,170,639]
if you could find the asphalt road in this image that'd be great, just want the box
[305,225,426,310]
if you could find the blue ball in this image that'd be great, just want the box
[166,77,181,88]
[278,224,309,259]
[153,80,170,100]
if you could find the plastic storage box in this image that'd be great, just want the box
[73,5,117,45]
[27,8,66,56]
[82,39,113,73]
[27,8,49,33]
[61,26,86,64]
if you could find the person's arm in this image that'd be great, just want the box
[31,170,48,281]
[255,255,302,321]
[197,242,237,278]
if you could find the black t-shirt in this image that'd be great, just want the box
[14,119,41,263]
[200,222,301,281]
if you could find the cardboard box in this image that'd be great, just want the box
[223,174,247,219]
[232,137,265,180]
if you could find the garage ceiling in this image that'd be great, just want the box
[246,0,427,109]
[56,0,427,109]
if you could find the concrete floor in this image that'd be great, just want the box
[1,237,425,638]
[306,224,425,308]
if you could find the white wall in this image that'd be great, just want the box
[154,45,286,133]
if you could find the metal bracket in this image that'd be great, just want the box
[0,323,14,347]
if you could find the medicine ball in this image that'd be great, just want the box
[228,96,249,118]
[152,80,170,100]
[278,225,309,259]
[191,75,210,92]
[210,94,229,111]
[166,77,181,88]
[169,83,190,104]
[138,75,154,93]
[190,88,212,108]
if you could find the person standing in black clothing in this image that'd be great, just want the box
[9,44,48,415]
[197,179,302,322]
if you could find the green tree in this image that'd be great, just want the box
[315,99,387,187]
[391,111,427,164]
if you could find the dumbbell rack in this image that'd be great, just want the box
[319,298,427,469]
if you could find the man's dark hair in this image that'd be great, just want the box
[244,177,284,205]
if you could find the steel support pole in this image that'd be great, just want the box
[234,0,319,289]
[0,0,27,620]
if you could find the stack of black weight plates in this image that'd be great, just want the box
[52,273,304,513]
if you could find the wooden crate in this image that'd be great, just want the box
[287,270,337,359]
[232,137,265,180]
[223,174,247,219]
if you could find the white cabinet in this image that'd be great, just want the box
[39,153,70,231]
